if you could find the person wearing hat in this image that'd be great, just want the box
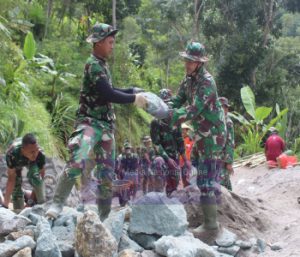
[140,135,156,194]
[46,23,147,221]
[218,97,235,191]
[150,88,191,196]
[117,141,139,205]
[265,127,285,162]
[166,41,226,242]
[179,123,194,187]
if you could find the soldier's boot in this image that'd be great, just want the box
[192,204,220,244]
[46,173,75,220]
[13,197,24,211]
[97,171,113,221]
[97,197,112,221]
[33,182,46,204]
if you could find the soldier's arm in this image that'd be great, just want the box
[95,77,136,104]
[4,168,16,207]
[170,79,216,127]
[150,120,169,160]
[89,62,136,104]
[37,151,46,179]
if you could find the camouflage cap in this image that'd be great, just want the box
[123,141,132,149]
[159,88,172,102]
[86,23,118,43]
[142,135,152,142]
[218,97,230,107]
[179,42,209,62]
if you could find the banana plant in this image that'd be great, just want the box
[230,85,288,155]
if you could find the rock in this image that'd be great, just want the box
[140,250,162,257]
[270,242,283,251]
[129,232,160,250]
[218,245,240,256]
[169,186,203,228]
[54,206,82,227]
[28,213,42,225]
[12,247,32,257]
[118,249,141,257]
[0,235,36,257]
[129,192,188,236]
[256,238,267,253]
[119,231,144,252]
[140,251,162,257]
[52,224,75,257]
[215,228,237,247]
[6,229,35,241]
[0,208,31,236]
[235,240,252,249]
[155,234,215,257]
[35,217,62,257]
[75,210,118,257]
[104,209,126,244]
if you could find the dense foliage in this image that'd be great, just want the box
[0,0,299,158]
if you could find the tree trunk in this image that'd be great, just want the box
[112,0,117,29]
[263,0,275,47]
[193,0,205,40]
[44,0,53,39]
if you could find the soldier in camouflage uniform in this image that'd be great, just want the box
[140,136,156,194]
[150,89,191,196]
[117,141,139,205]
[165,42,226,240]
[46,23,147,221]
[219,97,234,191]
[4,133,46,210]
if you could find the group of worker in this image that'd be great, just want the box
[1,21,238,243]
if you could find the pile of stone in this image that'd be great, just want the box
[0,190,281,257]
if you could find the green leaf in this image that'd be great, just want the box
[255,106,272,123]
[23,32,36,60]
[241,86,256,119]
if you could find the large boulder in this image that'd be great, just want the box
[75,210,118,257]
[0,208,31,236]
[154,233,215,257]
[129,192,188,236]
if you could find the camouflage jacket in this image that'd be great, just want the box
[150,119,185,161]
[224,115,235,164]
[5,138,46,171]
[170,66,226,160]
[120,153,139,172]
[76,55,115,127]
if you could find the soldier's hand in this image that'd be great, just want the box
[132,87,145,94]
[167,158,178,170]
[226,164,234,175]
[134,93,148,109]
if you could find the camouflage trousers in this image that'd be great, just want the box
[70,122,114,189]
[12,165,45,209]
[196,159,222,205]
[61,122,115,217]
[220,166,232,191]
[151,156,180,196]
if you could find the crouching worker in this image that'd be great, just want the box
[46,22,147,221]
[3,133,46,210]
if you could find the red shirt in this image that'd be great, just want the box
[265,134,285,161]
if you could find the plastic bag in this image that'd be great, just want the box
[141,92,169,119]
